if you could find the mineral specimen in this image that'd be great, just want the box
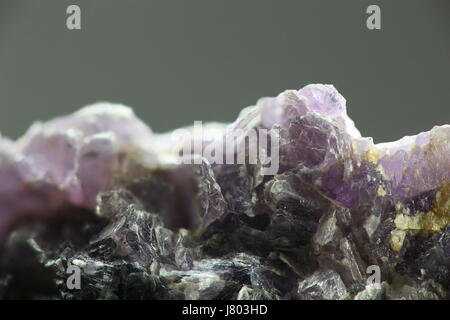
[0,84,449,300]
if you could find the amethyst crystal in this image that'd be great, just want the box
[0,84,449,300]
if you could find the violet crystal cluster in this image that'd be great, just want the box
[0,84,449,300]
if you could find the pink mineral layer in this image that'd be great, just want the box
[0,85,449,242]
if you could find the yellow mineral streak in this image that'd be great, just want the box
[394,211,450,232]
[364,148,381,164]
[389,230,407,252]
[377,186,387,197]
[389,184,450,250]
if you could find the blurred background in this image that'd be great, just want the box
[0,0,449,143]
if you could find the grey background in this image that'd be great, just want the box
[0,0,449,143]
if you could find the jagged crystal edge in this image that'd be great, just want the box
[0,84,449,242]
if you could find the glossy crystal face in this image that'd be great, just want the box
[0,84,449,300]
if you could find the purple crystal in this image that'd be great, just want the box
[0,84,449,300]
[0,103,159,240]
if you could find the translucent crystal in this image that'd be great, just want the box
[0,84,449,300]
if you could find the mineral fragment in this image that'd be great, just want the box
[0,84,448,300]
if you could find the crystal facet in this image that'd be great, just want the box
[0,84,449,300]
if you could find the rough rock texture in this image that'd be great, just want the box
[0,84,449,300]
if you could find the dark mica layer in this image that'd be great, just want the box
[0,84,449,300]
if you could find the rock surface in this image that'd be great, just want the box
[0,84,449,300]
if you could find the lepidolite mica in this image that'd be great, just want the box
[0,84,449,300]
